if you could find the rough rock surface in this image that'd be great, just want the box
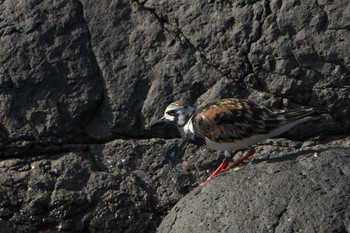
[157,137,350,233]
[0,0,349,232]
[0,139,206,232]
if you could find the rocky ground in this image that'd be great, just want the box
[157,137,350,233]
[0,0,349,232]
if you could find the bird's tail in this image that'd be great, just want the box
[282,108,316,122]
[265,108,322,138]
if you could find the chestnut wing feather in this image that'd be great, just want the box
[192,99,287,143]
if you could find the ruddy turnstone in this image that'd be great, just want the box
[150,98,316,185]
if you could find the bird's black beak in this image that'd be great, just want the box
[149,117,167,129]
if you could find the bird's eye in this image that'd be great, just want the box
[167,110,176,116]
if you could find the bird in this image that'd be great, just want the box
[150,98,316,185]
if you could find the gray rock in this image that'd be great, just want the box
[0,0,103,143]
[0,0,350,232]
[1,0,349,142]
[157,145,350,233]
[0,139,207,232]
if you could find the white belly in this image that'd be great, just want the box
[204,134,269,151]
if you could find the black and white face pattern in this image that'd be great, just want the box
[164,102,196,127]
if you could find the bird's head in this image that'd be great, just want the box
[150,101,196,128]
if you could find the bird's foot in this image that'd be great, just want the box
[199,157,230,186]
[199,148,256,186]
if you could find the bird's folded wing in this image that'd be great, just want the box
[192,101,286,143]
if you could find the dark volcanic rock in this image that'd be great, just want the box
[0,0,103,143]
[157,141,350,233]
[2,0,347,143]
[0,139,211,232]
[0,0,350,232]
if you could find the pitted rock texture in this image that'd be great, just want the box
[0,139,205,232]
[1,0,349,143]
[157,139,350,233]
[0,0,349,232]
[0,0,103,143]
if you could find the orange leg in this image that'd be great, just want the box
[221,148,256,172]
[199,157,230,186]
[200,148,256,186]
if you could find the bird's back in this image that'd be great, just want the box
[191,98,315,147]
